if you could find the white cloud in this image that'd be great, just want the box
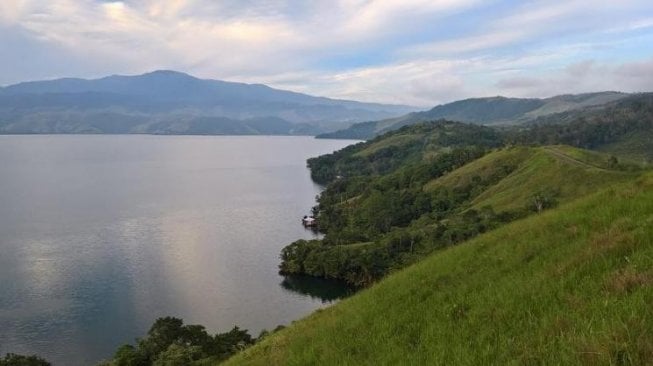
[0,0,31,24]
[337,0,481,38]
[495,58,653,97]
[1,0,652,106]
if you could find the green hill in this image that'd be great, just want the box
[284,123,640,286]
[425,145,636,213]
[307,121,503,184]
[515,93,653,164]
[226,173,653,365]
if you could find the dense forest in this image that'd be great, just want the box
[308,121,503,184]
[511,93,653,162]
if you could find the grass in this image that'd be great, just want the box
[425,146,638,213]
[353,134,421,157]
[550,145,621,169]
[423,146,536,191]
[224,173,653,365]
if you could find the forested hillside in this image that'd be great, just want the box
[280,121,642,286]
[513,93,653,163]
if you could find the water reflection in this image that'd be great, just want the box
[280,275,356,303]
[0,135,356,365]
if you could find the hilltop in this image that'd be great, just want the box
[0,70,416,135]
[318,91,629,139]
[424,145,636,213]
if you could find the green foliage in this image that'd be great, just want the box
[227,174,653,365]
[308,120,503,184]
[153,344,203,366]
[512,93,653,160]
[103,317,255,366]
[281,123,522,286]
[528,188,559,213]
[112,345,147,366]
[0,354,50,366]
[282,125,640,286]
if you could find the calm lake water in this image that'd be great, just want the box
[0,135,355,365]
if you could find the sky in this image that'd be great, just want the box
[1,0,653,107]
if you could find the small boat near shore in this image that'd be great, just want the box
[302,215,317,227]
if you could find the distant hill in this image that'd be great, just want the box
[318,92,629,139]
[0,70,416,135]
[516,93,653,163]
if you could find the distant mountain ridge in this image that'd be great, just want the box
[0,70,417,135]
[318,91,630,139]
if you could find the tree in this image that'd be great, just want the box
[0,354,50,366]
[111,345,147,366]
[530,189,558,213]
[139,317,185,358]
[152,345,202,366]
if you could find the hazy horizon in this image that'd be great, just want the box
[2,69,640,109]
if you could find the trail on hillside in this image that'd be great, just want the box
[542,146,606,170]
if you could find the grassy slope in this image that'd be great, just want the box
[353,134,421,157]
[425,145,637,213]
[225,174,653,365]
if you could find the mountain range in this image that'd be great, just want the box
[317,91,631,139]
[2,72,644,139]
[0,70,416,135]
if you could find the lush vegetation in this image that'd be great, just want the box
[227,174,653,365]
[99,317,265,366]
[308,120,503,184]
[512,93,653,163]
[282,120,640,286]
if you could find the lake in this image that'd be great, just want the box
[0,135,355,365]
